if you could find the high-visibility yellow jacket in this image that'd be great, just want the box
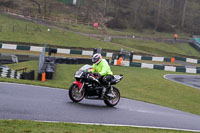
[90,59,113,76]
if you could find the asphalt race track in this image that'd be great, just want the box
[165,74,200,90]
[0,82,200,132]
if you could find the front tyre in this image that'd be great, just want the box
[69,83,85,103]
[104,87,120,107]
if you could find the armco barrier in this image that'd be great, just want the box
[175,56,200,64]
[0,43,113,58]
[114,60,200,74]
[1,43,200,64]
[132,55,200,64]
[0,67,21,79]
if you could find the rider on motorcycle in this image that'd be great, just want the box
[90,53,114,98]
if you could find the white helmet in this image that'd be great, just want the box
[92,53,102,64]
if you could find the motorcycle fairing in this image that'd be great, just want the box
[73,81,83,90]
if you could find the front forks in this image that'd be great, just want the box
[79,82,85,93]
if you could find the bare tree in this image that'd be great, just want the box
[131,0,141,28]
[43,0,47,13]
[84,0,94,21]
[29,0,42,13]
[154,0,162,31]
[104,0,107,16]
[181,0,188,27]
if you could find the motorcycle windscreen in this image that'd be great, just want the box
[79,64,93,71]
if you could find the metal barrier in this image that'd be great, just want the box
[0,67,21,79]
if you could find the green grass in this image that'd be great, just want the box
[0,12,199,133]
[1,12,200,115]
[112,38,200,57]
[114,66,200,115]
[0,13,123,50]
[1,61,200,116]
[0,120,193,133]
[107,29,190,39]
[0,13,198,58]
[55,21,191,39]
[56,22,102,34]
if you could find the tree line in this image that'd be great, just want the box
[0,0,200,34]
[104,0,200,34]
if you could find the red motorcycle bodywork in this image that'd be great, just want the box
[73,81,83,90]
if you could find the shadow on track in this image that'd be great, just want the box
[67,101,118,110]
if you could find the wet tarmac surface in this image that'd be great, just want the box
[165,74,200,90]
[0,82,200,132]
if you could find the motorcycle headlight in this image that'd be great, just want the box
[75,71,83,78]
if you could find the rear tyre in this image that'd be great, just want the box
[69,83,85,103]
[104,87,120,107]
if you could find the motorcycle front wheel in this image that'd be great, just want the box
[104,86,120,107]
[69,83,85,103]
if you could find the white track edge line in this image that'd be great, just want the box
[4,119,200,132]
[163,74,200,90]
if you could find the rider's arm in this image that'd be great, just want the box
[99,61,109,76]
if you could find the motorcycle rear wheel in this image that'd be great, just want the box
[69,83,85,102]
[104,87,120,107]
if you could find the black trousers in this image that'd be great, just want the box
[98,75,114,86]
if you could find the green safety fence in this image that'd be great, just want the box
[122,61,200,74]
[17,45,30,51]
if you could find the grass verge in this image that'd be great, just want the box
[0,13,197,58]
[0,13,123,50]
[0,120,193,133]
[55,20,191,39]
[112,38,200,58]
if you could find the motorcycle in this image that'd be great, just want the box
[69,65,123,107]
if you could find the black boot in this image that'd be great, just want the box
[106,86,115,98]
[101,87,106,99]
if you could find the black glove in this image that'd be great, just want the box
[93,73,100,77]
